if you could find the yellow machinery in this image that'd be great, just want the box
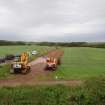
[10,52,31,74]
[45,57,61,71]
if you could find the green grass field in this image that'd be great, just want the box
[0,46,105,105]
[0,45,52,56]
[54,47,105,80]
[0,77,105,105]
[1,46,105,80]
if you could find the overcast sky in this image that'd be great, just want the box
[0,0,105,42]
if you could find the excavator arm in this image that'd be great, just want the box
[11,52,31,74]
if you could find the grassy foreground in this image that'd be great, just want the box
[0,77,105,105]
[54,47,105,80]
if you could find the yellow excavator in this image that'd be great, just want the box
[10,52,31,74]
[45,57,61,71]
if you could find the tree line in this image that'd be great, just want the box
[1,40,105,48]
[37,42,105,48]
[0,40,26,45]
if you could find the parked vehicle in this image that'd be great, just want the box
[31,50,38,55]
[0,57,5,63]
[5,54,15,60]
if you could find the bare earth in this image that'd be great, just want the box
[0,50,82,87]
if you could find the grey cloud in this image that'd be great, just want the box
[44,33,105,42]
[0,0,105,41]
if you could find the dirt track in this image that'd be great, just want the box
[0,50,82,87]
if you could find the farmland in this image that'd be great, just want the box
[0,77,105,105]
[54,47,105,80]
[0,45,52,56]
[1,46,105,80]
[0,46,105,105]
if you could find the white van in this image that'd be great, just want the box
[31,50,38,55]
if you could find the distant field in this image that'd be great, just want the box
[0,45,52,56]
[54,47,105,80]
